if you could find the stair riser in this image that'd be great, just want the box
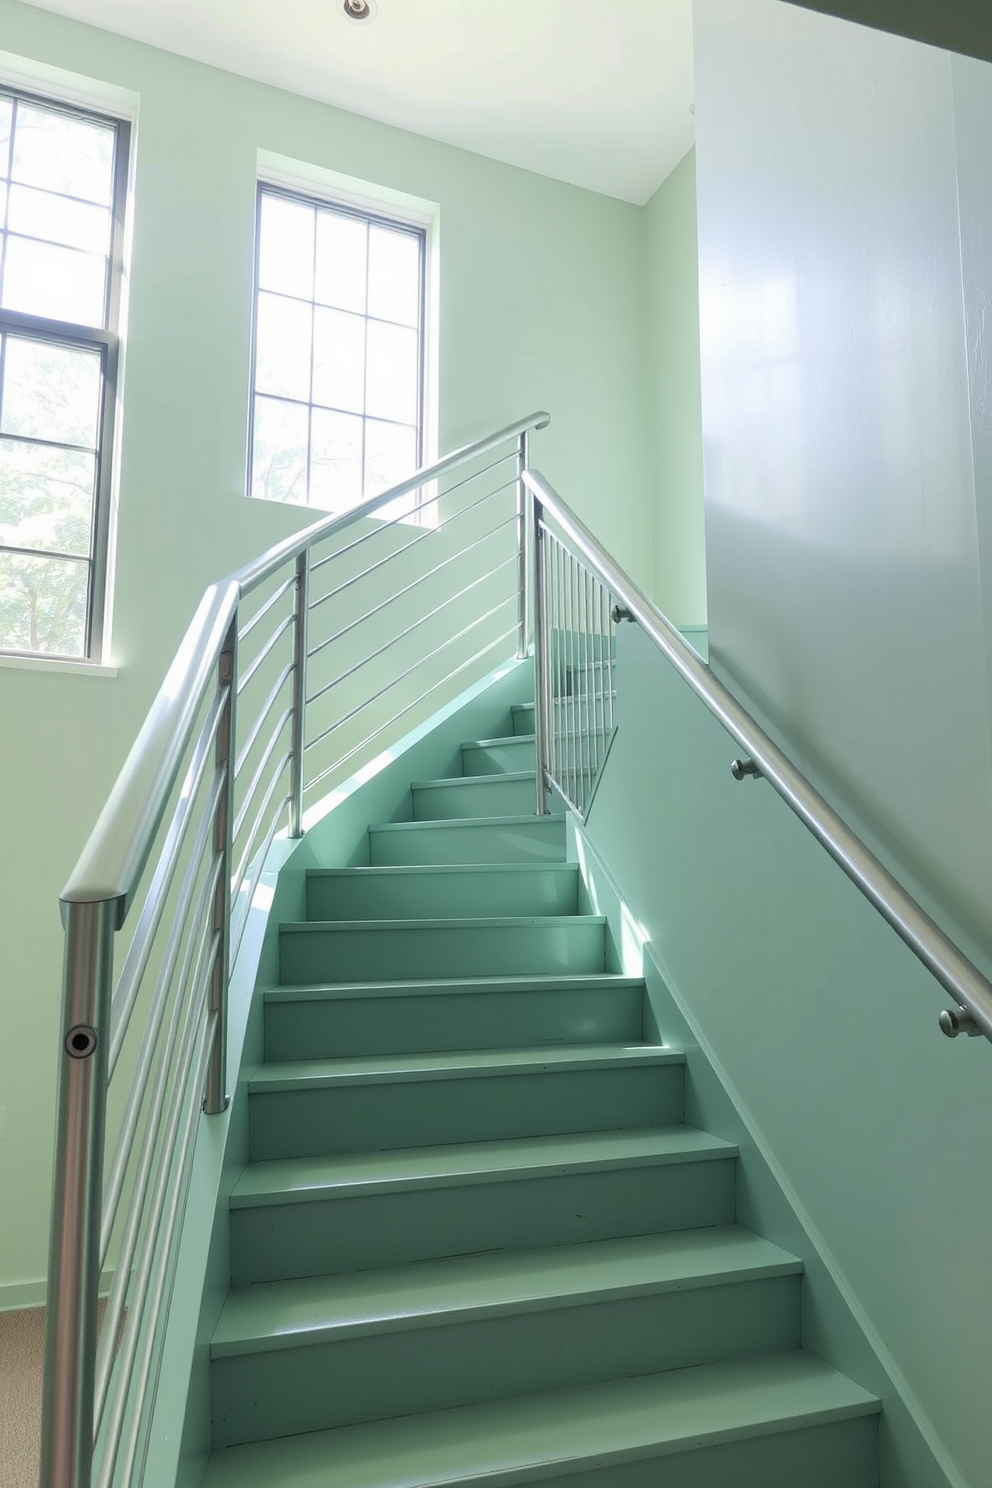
[211,1275,800,1445]
[279,920,607,983]
[249,1065,683,1160]
[264,984,645,1060]
[369,816,565,866]
[461,740,536,775]
[486,1416,879,1488]
[511,704,535,736]
[413,776,536,820]
[229,1159,737,1284]
[306,866,578,921]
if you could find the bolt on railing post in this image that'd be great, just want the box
[515,429,530,661]
[531,493,550,817]
[40,896,118,1488]
[289,550,310,839]
[204,619,236,1116]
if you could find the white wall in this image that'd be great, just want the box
[695,0,992,961]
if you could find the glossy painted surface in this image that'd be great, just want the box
[695,0,992,956]
[263,975,646,1059]
[202,1353,878,1488]
[306,863,579,921]
[583,619,978,1486]
[411,772,539,820]
[368,814,566,866]
[460,736,536,776]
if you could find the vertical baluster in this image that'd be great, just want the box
[289,550,310,839]
[532,500,550,817]
[41,896,117,1488]
[204,619,236,1116]
[516,430,530,661]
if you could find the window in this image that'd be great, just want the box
[249,183,426,515]
[0,87,128,661]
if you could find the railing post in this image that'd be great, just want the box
[40,896,118,1488]
[515,429,530,661]
[531,492,550,816]
[289,550,310,838]
[204,618,236,1116]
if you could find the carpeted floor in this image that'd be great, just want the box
[0,1306,44,1488]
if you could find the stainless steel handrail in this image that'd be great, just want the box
[60,413,549,915]
[524,467,992,1045]
[42,410,550,1488]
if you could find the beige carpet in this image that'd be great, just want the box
[0,1306,44,1488]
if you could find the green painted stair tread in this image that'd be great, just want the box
[212,1227,802,1356]
[282,914,606,933]
[305,865,580,920]
[262,973,646,1005]
[249,1043,677,1092]
[411,771,536,790]
[462,734,536,749]
[368,814,566,866]
[230,1125,738,1208]
[201,1352,879,1488]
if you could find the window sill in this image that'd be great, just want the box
[0,653,118,678]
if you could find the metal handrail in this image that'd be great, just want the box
[524,467,992,1046]
[42,410,550,1488]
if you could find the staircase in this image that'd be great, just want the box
[201,692,880,1487]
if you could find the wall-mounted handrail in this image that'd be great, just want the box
[524,467,992,1046]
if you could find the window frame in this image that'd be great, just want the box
[0,83,130,663]
[248,179,429,517]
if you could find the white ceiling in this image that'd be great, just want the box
[19,0,695,204]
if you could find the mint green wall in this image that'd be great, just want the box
[643,150,707,626]
[583,624,987,1488]
[0,0,653,1297]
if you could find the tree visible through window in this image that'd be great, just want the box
[0,89,128,660]
[250,184,425,514]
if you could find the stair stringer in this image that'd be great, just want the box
[144,658,536,1488]
[566,819,953,1488]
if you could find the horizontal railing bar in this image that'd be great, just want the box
[308,448,518,579]
[231,758,292,905]
[94,903,217,1426]
[306,475,510,624]
[307,549,517,710]
[234,412,549,595]
[61,583,239,915]
[106,1006,215,1488]
[236,613,294,697]
[526,467,992,1043]
[232,708,292,844]
[237,574,295,643]
[303,627,516,800]
[304,592,515,755]
[106,691,226,1073]
[230,792,292,971]
[307,486,516,656]
[94,984,215,1488]
[234,662,294,781]
[101,847,223,1252]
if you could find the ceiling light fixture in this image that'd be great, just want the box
[338,0,378,22]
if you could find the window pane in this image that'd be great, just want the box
[251,395,309,505]
[11,103,115,205]
[255,291,312,402]
[365,320,418,426]
[367,225,420,326]
[315,211,366,313]
[0,549,88,655]
[3,235,107,325]
[8,183,111,254]
[364,418,416,498]
[312,306,365,414]
[1,336,102,447]
[0,437,96,556]
[310,407,363,510]
[0,182,6,226]
[258,193,315,301]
